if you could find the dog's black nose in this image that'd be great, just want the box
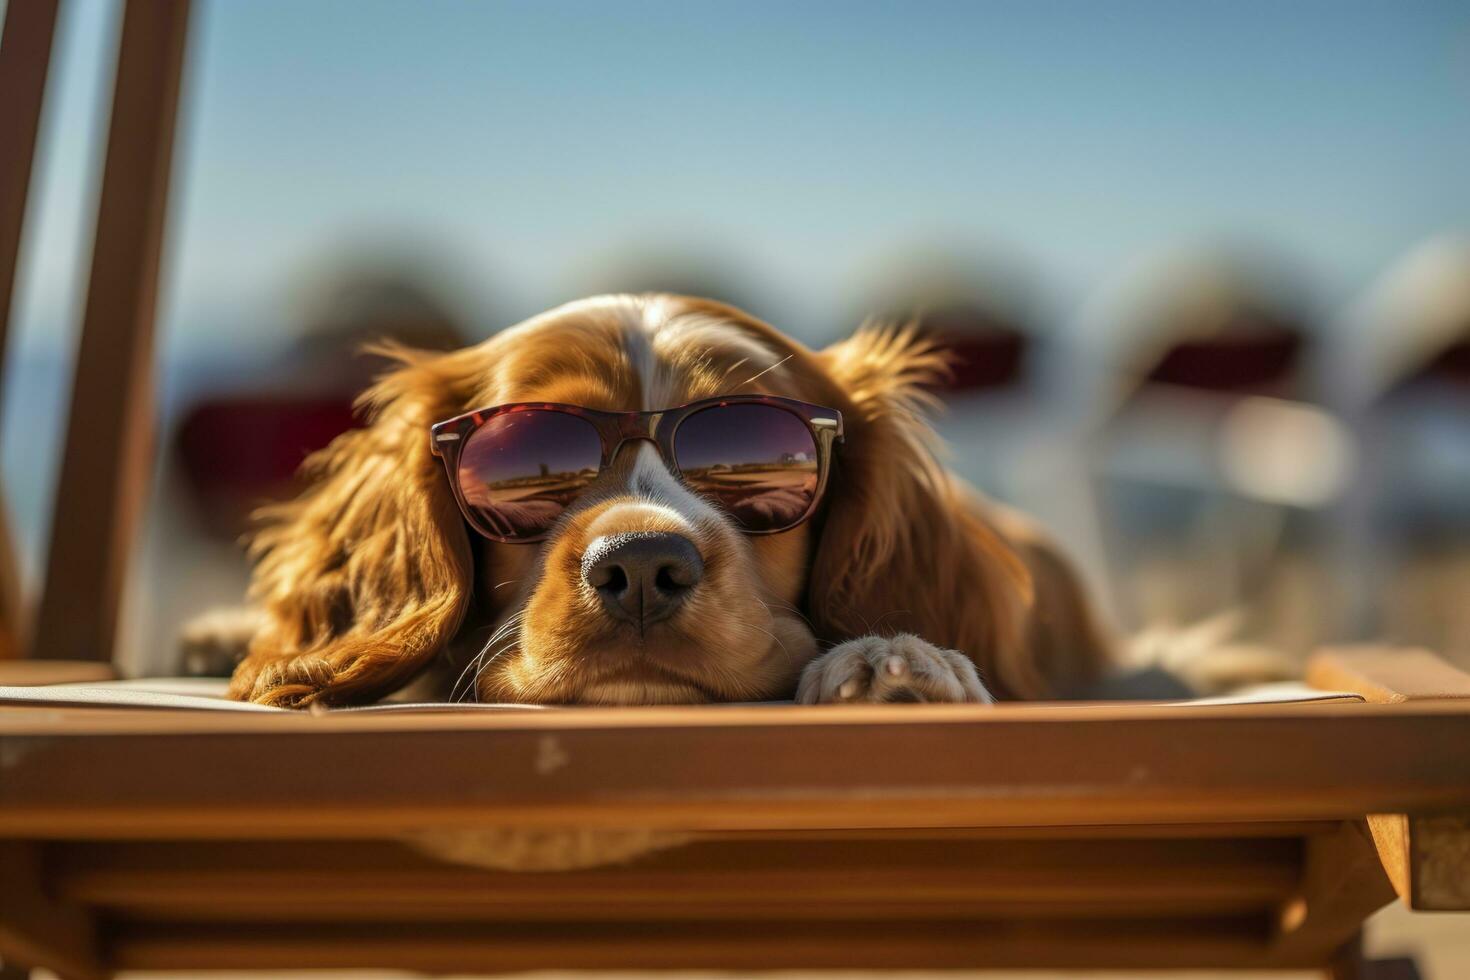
[582,532,704,628]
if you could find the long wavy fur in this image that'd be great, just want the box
[806,322,1094,700]
[228,345,479,706]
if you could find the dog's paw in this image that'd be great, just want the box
[226,648,337,707]
[796,633,995,705]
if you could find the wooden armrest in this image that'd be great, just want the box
[1306,646,1470,704]
[1307,646,1470,911]
[0,660,118,686]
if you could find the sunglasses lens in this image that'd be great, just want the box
[457,410,601,539]
[674,403,821,532]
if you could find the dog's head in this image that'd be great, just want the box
[233,294,1036,706]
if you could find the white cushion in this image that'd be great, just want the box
[0,677,1362,712]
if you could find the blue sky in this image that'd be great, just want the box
[10,0,1470,353]
[1,0,1467,640]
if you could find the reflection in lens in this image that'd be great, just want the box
[458,411,602,538]
[675,404,819,531]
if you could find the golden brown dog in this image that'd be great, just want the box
[225,294,1112,707]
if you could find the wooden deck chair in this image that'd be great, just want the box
[3,3,1469,977]
[0,0,60,667]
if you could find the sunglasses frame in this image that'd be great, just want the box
[429,395,844,543]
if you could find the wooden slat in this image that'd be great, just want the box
[107,916,1278,972]
[710,821,1340,840]
[54,836,1300,922]
[0,659,117,686]
[30,0,191,665]
[90,898,1272,926]
[0,0,61,663]
[0,0,59,393]
[1307,646,1470,704]
[2,701,1469,837]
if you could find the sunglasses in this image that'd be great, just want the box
[430,396,844,543]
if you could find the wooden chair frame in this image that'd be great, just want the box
[2,648,1469,977]
[2,3,1468,977]
[0,0,61,662]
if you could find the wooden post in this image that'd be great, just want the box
[0,0,59,387]
[1310,646,1470,915]
[0,0,62,659]
[29,0,192,664]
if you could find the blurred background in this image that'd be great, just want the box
[2,0,1468,678]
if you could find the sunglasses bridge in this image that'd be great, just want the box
[610,409,666,450]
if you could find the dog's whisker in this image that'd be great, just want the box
[464,632,523,703]
[448,641,489,703]
[719,356,750,383]
[742,620,791,672]
[765,597,817,631]
[451,610,526,703]
[467,642,519,702]
[738,353,792,388]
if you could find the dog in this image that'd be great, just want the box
[220,293,1113,707]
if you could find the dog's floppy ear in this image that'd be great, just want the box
[228,344,480,706]
[806,325,1045,699]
